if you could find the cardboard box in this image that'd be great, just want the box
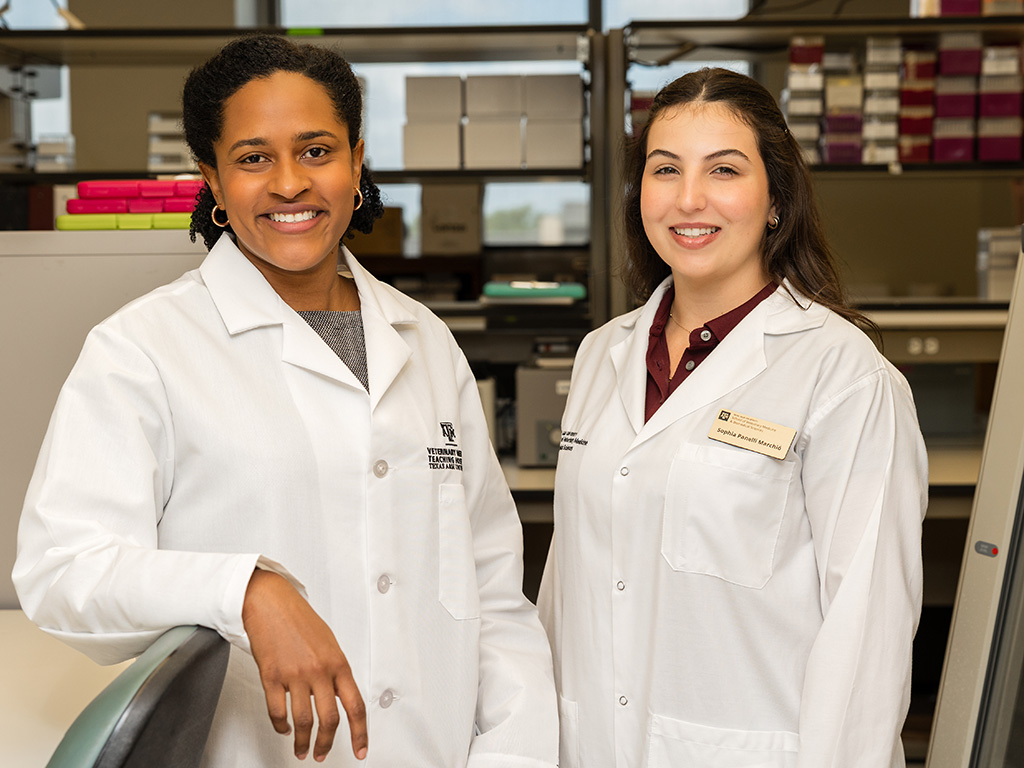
[524,74,584,119]
[346,206,404,256]
[405,76,463,120]
[420,183,482,255]
[524,119,584,169]
[403,121,461,170]
[465,75,523,118]
[463,119,522,169]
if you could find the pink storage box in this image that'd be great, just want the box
[901,81,935,107]
[901,112,935,135]
[933,136,975,161]
[175,180,205,197]
[940,0,980,13]
[899,136,932,163]
[129,198,166,213]
[940,49,982,76]
[935,92,977,117]
[824,114,863,133]
[138,180,178,198]
[164,197,198,213]
[77,180,141,199]
[903,52,937,81]
[66,198,128,214]
[980,91,1023,116]
[979,135,1022,160]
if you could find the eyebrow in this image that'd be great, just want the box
[646,147,751,163]
[227,130,340,153]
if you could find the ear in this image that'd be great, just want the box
[768,199,779,226]
[199,162,223,206]
[351,139,365,188]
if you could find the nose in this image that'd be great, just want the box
[676,173,706,212]
[267,157,310,199]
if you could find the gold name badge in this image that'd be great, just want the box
[708,409,797,460]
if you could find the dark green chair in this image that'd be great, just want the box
[46,626,229,768]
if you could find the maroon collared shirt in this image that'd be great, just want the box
[645,282,777,423]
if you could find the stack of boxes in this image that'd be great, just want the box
[147,113,195,174]
[524,75,585,169]
[822,65,864,164]
[933,32,982,162]
[464,75,524,169]
[403,76,463,170]
[56,178,202,230]
[403,74,584,171]
[862,38,902,164]
[978,44,1023,161]
[900,50,937,163]
[782,36,825,165]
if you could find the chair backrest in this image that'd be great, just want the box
[45,626,229,768]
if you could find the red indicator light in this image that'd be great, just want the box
[992,547,999,556]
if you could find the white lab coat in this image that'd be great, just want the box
[14,234,557,768]
[538,278,927,768]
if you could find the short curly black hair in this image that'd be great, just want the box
[182,33,384,250]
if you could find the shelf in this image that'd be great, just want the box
[373,168,589,184]
[625,16,1024,66]
[0,25,589,67]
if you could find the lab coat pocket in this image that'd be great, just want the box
[645,713,798,768]
[438,483,481,620]
[661,443,794,588]
[557,694,580,768]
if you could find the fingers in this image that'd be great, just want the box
[336,674,368,760]
[263,683,292,737]
[283,685,314,760]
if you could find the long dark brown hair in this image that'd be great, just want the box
[623,67,872,331]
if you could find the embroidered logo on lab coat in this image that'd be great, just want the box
[559,430,589,452]
[428,421,463,470]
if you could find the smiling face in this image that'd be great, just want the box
[200,70,364,280]
[640,101,776,303]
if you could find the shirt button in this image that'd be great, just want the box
[685,360,696,372]
[620,466,629,476]
[700,329,712,342]
[377,575,391,594]
[373,459,389,478]
[616,581,625,591]
[379,689,394,708]
[619,696,628,706]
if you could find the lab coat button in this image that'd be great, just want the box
[700,329,712,342]
[616,580,625,591]
[373,460,389,478]
[620,467,629,476]
[377,575,391,594]
[684,360,696,372]
[619,696,628,706]
[379,689,394,708]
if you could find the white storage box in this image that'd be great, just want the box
[465,75,523,118]
[403,121,461,170]
[405,76,463,120]
[420,183,483,255]
[463,119,522,169]
[525,119,584,168]
[524,74,584,119]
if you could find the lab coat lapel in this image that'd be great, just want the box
[200,234,372,389]
[639,303,768,444]
[610,283,671,437]
[343,247,417,412]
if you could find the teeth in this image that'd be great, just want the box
[673,227,717,237]
[269,210,318,223]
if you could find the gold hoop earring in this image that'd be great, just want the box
[211,204,230,228]
[353,188,363,211]
[767,215,780,230]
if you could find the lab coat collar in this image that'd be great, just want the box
[199,234,417,408]
[609,277,828,443]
